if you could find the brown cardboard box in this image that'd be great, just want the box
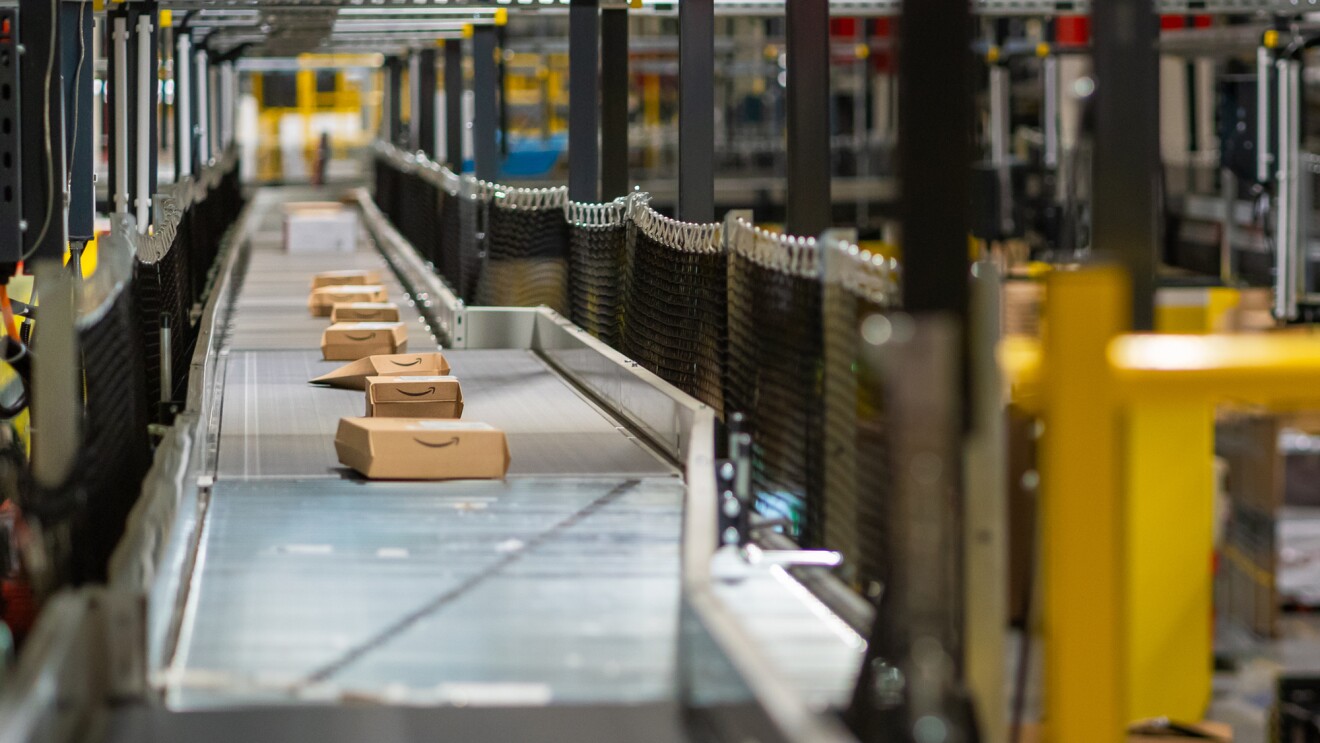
[321,322,408,361]
[335,418,510,480]
[311,270,382,291]
[308,285,389,317]
[311,352,453,390]
[331,302,401,323]
[366,375,463,419]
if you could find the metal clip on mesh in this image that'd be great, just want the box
[820,236,900,590]
[724,217,826,546]
[622,194,725,411]
[476,183,571,312]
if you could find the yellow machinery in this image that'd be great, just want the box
[1004,267,1320,742]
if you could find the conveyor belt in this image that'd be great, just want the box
[169,477,682,708]
[167,187,684,708]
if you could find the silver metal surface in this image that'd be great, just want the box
[166,477,684,708]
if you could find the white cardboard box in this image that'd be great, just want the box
[283,202,359,254]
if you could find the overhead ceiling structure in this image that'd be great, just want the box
[170,0,1320,57]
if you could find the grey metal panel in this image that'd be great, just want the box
[167,477,683,708]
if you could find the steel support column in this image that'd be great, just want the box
[385,56,403,147]
[568,0,600,202]
[677,0,714,222]
[896,0,970,323]
[416,48,437,160]
[1092,0,1158,330]
[195,47,208,166]
[601,6,629,199]
[443,41,463,170]
[785,0,831,236]
[20,0,68,260]
[63,1,95,245]
[472,26,499,182]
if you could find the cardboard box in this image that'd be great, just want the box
[308,285,389,317]
[366,375,464,418]
[284,202,360,254]
[321,322,408,361]
[311,352,453,390]
[331,302,401,323]
[311,270,382,291]
[335,418,510,480]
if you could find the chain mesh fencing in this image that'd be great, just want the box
[622,195,725,411]
[821,238,900,591]
[476,183,570,313]
[723,219,828,544]
[566,198,629,346]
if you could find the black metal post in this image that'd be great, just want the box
[677,0,714,222]
[444,40,463,170]
[785,0,831,236]
[385,55,403,147]
[896,0,970,324]
[1093,0,1158,329]
[416,48,437,160]
[19,0,67,261]
[600,5,629,199]
[472,26,499,181]
[62,0,94,245]
[568,0,600,202]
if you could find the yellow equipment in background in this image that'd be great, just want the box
[250,56,379,183]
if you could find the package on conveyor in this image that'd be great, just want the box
[284,202,360,254]
[310,352,452,390]
[321,322,408,361]
[331,302,401,323]
[335,419,509,480]
[366,375,463,419]
[310,269,382,291]
[308,284,389,317]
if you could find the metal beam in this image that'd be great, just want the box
[568,0,600,202]
[416,47,437,159]
[472,26,499,181]
[386,55,404,147]
[897,0,970,322]
[20,0,67,261]
[785,0,831,236]
[1092,0,1157,329]
[600,6,629,199]
[443,40,463,170]
[677,0,714,222]
[63,1,95,245]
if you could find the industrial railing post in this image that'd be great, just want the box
[416,48,438,160]
[600,4,629,200]
[677,0,714,222]
[1093,0,1158,330]
[444,41,463,170]
[569,0,600,203]
[176,30,192,179]
[785,0,831,237]
[472,26,499,182]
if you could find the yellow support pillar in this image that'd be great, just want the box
[1040,267,1129,743]
[1123,400,1215,721]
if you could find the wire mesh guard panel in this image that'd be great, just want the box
[623,198,725,412]
[64,286,152,584]
[725,220,828,546]
[567,199,629,347]
[821,240,899,592]
[477,185,571,313]
[134,242,195,413]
